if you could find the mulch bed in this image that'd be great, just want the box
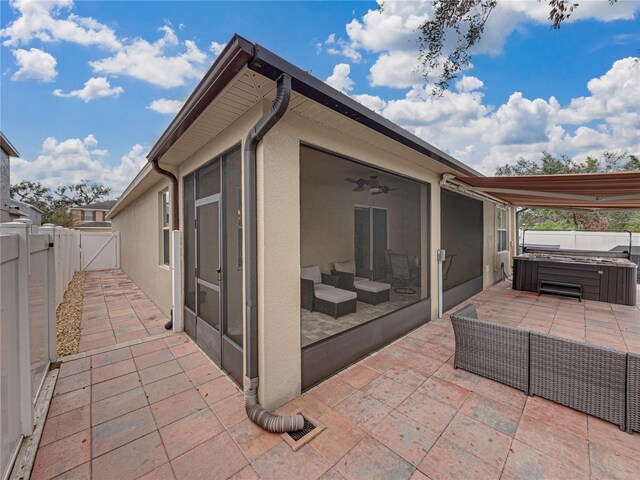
[56,271,86,357]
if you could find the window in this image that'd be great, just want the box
[83,210,92,221]
[161,191,170,265]
[300,145,428,347]
[497,207,508,252]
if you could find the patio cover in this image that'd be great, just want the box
[452,171,640,210]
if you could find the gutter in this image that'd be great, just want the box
[247,44,482,177]
[243,73,304,433]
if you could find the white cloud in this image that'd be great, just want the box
[370,56,640,174]
[53,77,123,102]
[210,41,226,57]
[147,98,184,114]
[326,63,354,92]
[369,50,422,88]
[326,38,362,62]
[11,47,57,81]
[90,26,207,88]
[351,93,387,113]
[455,75,484,93]
[1,0,121,50]
[339,0,640,89]
[10,135,148,195]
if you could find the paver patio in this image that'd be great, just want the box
[79,270,169,351]
[32,271,639,479]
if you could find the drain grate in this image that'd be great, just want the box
[287,419,316,441]
[281,410,325,451]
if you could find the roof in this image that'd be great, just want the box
[10,198,44,213]
[77,221,112,228]
[1,131,20,157]
[147,35,480,178]
[71,200,117,211]
[453,171,640,210]
[110,34,482,218]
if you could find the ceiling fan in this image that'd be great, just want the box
[344,175,399,195]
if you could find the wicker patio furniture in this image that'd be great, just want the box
[451,303,636,432]
[529,332,627,431]
[450,304,530,394]
[388,254,416,294]
[331,260,391,305]
[301,266,357,318]
[626,352,639,433]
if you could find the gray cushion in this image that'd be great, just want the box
[314,284,334,292]
[315,287,357,303]
[355,279,390,293]
[333,260,356,275]
[301,266,322,284]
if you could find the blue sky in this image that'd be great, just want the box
[2,0,639,194]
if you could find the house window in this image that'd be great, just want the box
[162,191,170,265]
[497,207,508,252]
[83,210,92,221]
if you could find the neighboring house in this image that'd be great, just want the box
[1,131,19,223]
[9,198,43,225]
[70,200,116,231]
[109,35,516,411]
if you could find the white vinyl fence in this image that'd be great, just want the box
[520,230,639,252]
[0,221,80,480]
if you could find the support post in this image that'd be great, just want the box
[437,248,446,319]
[0,222,33,435]
[171,230,183,332]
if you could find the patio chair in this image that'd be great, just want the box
[388,253,416,294]
[300,266,357,318]
[450,304,530,394]
[331,260,390,305]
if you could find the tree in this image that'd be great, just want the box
[495,152,640,232]
[414,0,617,95]
[10,180,112,227]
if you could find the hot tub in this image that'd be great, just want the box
[513,252,637,306]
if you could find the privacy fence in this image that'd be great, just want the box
[0,221,80,480]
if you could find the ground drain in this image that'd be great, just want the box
[282,410,325,451]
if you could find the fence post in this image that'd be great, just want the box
[40,225,58,362]
[0,222,33,435]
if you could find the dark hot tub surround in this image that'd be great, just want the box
[513,252,637,306]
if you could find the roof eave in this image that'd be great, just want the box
[146,34,254,164]
[0,131,20,157]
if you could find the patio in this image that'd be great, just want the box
[31,271,639,480]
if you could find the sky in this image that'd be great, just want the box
[1,0,639,196]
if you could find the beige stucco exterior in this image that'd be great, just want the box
[111,93,516,411]
[111,179,173,316]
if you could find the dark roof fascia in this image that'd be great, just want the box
[146,35,255,164]
[247,44,482,177]
[0,131,20,157]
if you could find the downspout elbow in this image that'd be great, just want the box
[149,157,179,231]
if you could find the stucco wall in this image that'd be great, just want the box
[111,180,172,316]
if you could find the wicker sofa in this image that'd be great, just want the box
[331,260,391,305]
[301,266,357,318]
[451,304,638,433]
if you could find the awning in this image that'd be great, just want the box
[451,171,640,210]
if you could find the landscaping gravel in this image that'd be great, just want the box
[56,271,86,357]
